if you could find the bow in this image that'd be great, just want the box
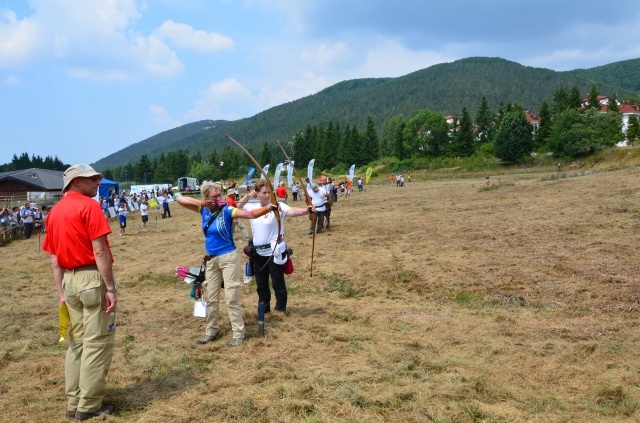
[277,141,316,277]
[226,134,281,265]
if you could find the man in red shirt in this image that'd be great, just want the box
[42,164,117,420]
[275,181,288,202]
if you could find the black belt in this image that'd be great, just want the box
[204,254,217,262]
[254,243,272,250]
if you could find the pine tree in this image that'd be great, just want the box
[625,114,639,146]
[608,94,619,113]
[362,116,380,164]
[475,97,493,144]
[587,85,600,110]
[455,107,475,157]
[535,101,552,150]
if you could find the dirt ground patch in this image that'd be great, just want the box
[1,166,640,422]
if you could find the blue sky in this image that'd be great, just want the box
[1,0,639,166]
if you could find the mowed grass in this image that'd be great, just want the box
[2,155,640,422]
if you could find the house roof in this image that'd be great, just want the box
[0,168,64,191]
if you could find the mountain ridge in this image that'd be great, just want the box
[92,56,640,171]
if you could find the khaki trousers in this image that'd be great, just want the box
[63,266,116,413]
[204,251,245,340]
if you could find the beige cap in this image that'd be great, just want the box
[63,164,102,192]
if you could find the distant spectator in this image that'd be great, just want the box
[20,202,35,239]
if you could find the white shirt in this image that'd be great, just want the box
[307,187,327,212]
[243,201,291,255]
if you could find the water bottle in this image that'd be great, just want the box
[244,259,255,284]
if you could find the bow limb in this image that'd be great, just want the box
[277,141,315,277]
[226,134,281,260]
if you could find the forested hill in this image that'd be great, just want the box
[92,56,640,171]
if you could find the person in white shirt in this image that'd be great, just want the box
[20,202,35,239]
[140,201,149,231]
[307,183,327,235]
[238,180,313,313]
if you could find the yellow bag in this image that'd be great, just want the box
[59,303,70,342]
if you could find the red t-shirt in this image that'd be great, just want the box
[42,191,113,269]
[226,196,237,208]
[276,185,287,199]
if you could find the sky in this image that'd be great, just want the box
[1,0,639,166]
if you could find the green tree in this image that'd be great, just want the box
[587,85,600,110]
[259,142,276,168]
[404,109,449,157]
[627,114,640,146]
[568,85,582,110]
[381,114,406,159]
[545,110,586,157]
[362,116,380,164]
[314,123,327,171]
[453,107,475,157]
[493,111,533,163]
[582,108,622,152]
[535,100,552,150]
[325,121,340,168]
[552,85,570,114]
[475,97,493,144]
[608,94,619,114]
[135,154,153,183]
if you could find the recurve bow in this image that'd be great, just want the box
[277,141,316,277]
[226,134,281,267]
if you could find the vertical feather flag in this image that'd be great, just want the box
[287,161,294,187]
[274,163,284,186]
[307,159,315,184]
[365,167,373,184]
[246,166,256,182]
[348,164,356,181]
[260,164,270,180]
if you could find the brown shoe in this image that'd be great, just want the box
[66,410,76,419]
[196,334,218,345]
[75,404,115,420]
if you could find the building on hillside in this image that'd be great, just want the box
[0,168,64,202]
[525,110,541,130]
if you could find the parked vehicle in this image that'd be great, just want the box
[177,177,199,192]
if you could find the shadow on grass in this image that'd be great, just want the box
[108,368,201,413]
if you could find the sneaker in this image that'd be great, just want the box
[227,337,245,348]
[75,404,115,420]
[196,334,218,345]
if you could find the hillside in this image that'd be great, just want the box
[92,56,640,171]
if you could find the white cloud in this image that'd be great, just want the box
[148,104,183,128]
[185,78,255,121]
[1,75,22,85]
[351,39,455,78]
[258,71,331,108]
[153,20,234,53]
[300,41,350,67]
[0,10,40,67]
[0,1,184,80]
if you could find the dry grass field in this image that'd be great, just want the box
[2,153,640,422]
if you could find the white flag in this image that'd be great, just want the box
[274,163,284,186]
[307,159,315,185]
[260,164,270,180]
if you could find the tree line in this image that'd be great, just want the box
[0,152,68,172]
[98,84,640,185]
[6,84,640,185]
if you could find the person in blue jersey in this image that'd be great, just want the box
[176,181,277,347]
